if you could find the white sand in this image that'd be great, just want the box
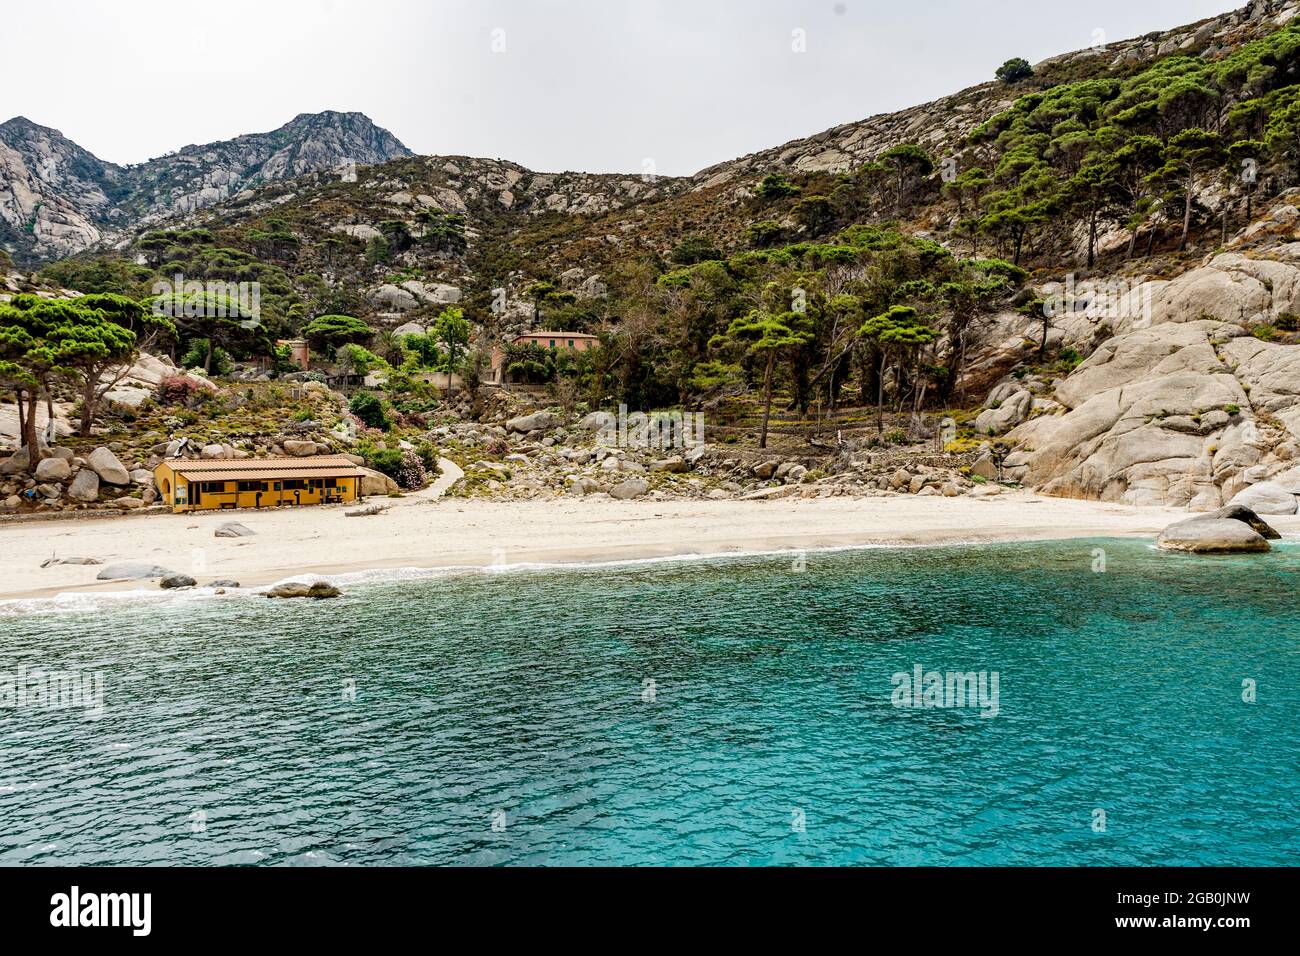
[7,490,1291,603]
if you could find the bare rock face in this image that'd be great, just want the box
[974,388,1033,436]
[369,284,419,311]
[399,280,461,305]
[1156,505,1278,553]
[1005,267,1300,508]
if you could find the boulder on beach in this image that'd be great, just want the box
[160,573,197,589]
[215,521,256,538]
[1228,482,1298,515]
[609,477,649,500]
[96,562,174,581]
[1156,505,1279,554]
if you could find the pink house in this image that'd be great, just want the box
[488,331,599,384]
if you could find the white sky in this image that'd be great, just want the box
[3,0,1234,176]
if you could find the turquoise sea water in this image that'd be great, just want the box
[0,537,1296,866]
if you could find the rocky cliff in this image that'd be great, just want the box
[962,192,1300,513]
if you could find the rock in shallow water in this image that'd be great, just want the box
[266,581,342,599]
[1156,505,1279,554]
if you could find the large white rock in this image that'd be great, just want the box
[974,389,1032,435]
[358,467,401,496]
[1002,316,1284,506]
[1228,481,1298,515]
[34,457,71,481]
[506,411,559,433]
[1156,506,1278,553]
[96,561,175,581]
[281,439,317,457]
[368,284,418,311]
[87,446,130,485]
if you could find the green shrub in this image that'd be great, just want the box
[369,448,404,480]
[349,391,389,430]
[755,173,799,200]
[995,57,1033,84]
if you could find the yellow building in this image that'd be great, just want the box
[153,455,363,513]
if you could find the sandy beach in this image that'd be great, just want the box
[5,491,1294,604]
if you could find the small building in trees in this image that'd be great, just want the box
[488,331,599,384]
[153,456,362,513]
[278,338,311,371]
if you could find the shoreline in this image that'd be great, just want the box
[5,491,1296,609]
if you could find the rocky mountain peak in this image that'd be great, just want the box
[0,111,411,264]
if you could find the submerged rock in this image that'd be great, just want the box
[1156,505,1279,554]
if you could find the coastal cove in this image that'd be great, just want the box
[1,537,1296,866]
[7,493,1294,605]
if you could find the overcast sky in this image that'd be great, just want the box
[4,0,1233,176]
